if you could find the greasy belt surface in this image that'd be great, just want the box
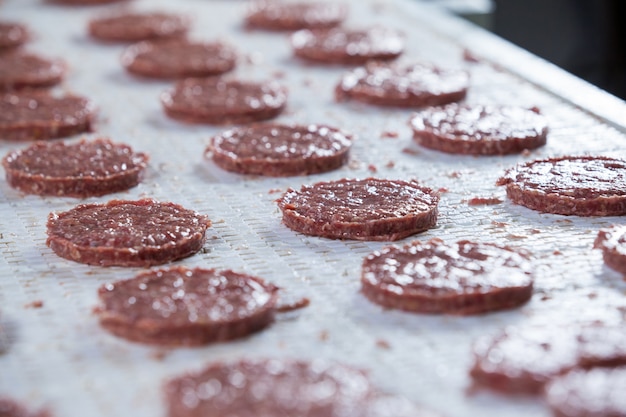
[1,1,626,417]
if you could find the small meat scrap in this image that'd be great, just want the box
[165,358,441,417]
[245,1,348,31]
[88,11,189,42]
[361,238,533,315]
[467,197,503,206]
[161,78,287,125]
[545,367,626,417]
[409,104,548,155]
[97,266,279,345]
[470,323,626,395]
[46,199,210,267]
[0,21,29,50]
[0,51,65,91]
[2,138,148,197]
[277,177,439,241]
[291,26,405,65]
[594,224,626,275]
[121,39,236,79]
[0,92,95,141]
[497,156,626,216]
[207,123,352,176]
[335,61,469,108]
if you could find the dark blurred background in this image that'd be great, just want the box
[426,0,626,100]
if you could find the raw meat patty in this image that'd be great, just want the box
[0,51,64,91]
[277,177,439,241]
[291,27,405,65]
[497,156,626,216]
[165,359,375,417]
[0,92,95,141]
[335,62,469,108]
[545,367,626,417]
[89,12,189,42]
[409,103,548,155]
[0,21,29,50]
[161,78,287,125]
[361,238,534,315]
[122,38,236,79]
[594,224,626,275]
[165,358,440,417]
[245,1,348,31]
[97,266,279,346]
[470,324,626,395]
[46,199,210,267]
[2,138,148,197]
[207,123,353,176]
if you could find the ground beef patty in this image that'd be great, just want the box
[335,61,468,108]
[409,104,549,155]
[161,78,287,125]
[361,238,534,315]
[497,156,626,216]
[245,1,348,31]
[207,123,352,176]
[594,224,626,275]
[165,358,440,417]
[46,199,210,267]
[0,92,95,141]
[470,324,626,395]
[277,178,439,241]
[2,138,148,197]
[121,39,236,79]
[544,367,626,417]
[89,11,189,42]
[291,27,405,65]
[0,21,29,50]
[96,266,279,346]
[0,51,65,91]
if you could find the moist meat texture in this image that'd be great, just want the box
[335,61,468,108]
[277,177,439,241]
[291,27,405,65]
[2,138,149,197]
[96,266,279,346]
[470,324,626,395]
[594,224,626,275]
[0,22,29,50]
[161,78,287,125]
[361,238,534,315]
[497,155,626,216]
[165,358,440,417]
[0,51,65,91]
[544,367,626,417]
[0,92,95,141]
[165,359,375,417]
[245,1,348,31]
[409,103,549,155]
[207,123,352,176]
[122,39,236,79]
[89,12,189,42]
[46,199,210,267]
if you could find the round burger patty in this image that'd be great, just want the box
[207,123,352,176]
[277,177,439,241]
[97,266,279,346]
[2,137,149,197]
[46,199,211,267]
[361,238,534,315]
[409,103,548,155]
[497,155,626,216]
